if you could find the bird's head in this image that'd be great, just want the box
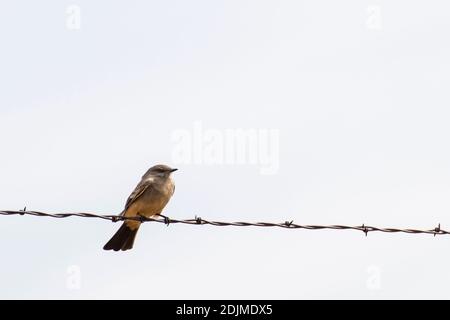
[143,164,178,179]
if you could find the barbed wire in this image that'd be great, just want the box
[0,209,448,237]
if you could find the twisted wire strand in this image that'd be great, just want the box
[0,209,447,236]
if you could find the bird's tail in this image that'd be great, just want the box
[103,222,140,251]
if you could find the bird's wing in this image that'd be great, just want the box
[122,179,153,214]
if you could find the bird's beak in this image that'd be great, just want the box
[170,168,178,172]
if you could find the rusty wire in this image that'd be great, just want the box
[0,208,448,237]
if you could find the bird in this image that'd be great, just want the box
[103,164,177,251]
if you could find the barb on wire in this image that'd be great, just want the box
[0,209,448,237]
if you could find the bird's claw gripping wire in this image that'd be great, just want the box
[156,214,171,226]
[137,213,149,223]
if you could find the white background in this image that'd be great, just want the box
[0,1,449,299]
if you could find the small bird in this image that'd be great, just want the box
[103,164,177,251]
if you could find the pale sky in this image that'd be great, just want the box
[1,0,450,299]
